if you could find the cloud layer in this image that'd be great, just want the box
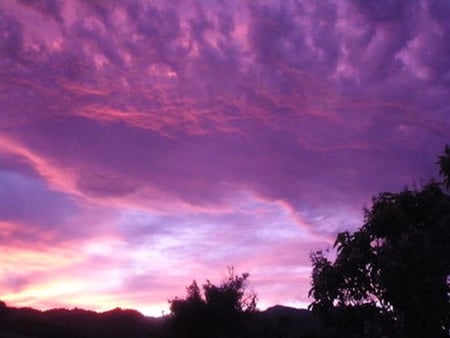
[1,0,449,315]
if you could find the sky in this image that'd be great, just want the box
[0,0,449,316]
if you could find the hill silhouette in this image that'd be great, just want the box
[0,302,164,338]
[261,305,323,337]
[0,302,322,338]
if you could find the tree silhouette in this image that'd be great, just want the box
[438,144,450,190]
[309,146,450,338]
[169,267,257,338]
[203,268,257,316]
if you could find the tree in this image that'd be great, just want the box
[168,280,205,334]
[438,144,450,190]
[203,267,257,316]
[309,147,450,338]
[169,267,257,338]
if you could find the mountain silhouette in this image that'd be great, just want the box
[0,303,323,338]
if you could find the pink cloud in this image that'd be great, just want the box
[1,0,449,315]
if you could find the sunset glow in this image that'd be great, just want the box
[1,0,449,316]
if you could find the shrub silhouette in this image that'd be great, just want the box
[169,267,257,338]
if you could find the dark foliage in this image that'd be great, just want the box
[438,145,450,190]
[168,267,257,338]
[309,146,450,338]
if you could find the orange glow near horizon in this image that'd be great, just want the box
[1,0,449,319]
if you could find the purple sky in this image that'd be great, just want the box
[0,0,449,316]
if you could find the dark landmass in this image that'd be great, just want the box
[0,302,163,338]
[0,302,323,338]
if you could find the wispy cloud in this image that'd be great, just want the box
[0,0,449,315]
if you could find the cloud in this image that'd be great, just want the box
[0,0,449,314]
[17,0,64,23]
[0,10,23,58]
[0,170,75,231]
[2,0,448,231]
